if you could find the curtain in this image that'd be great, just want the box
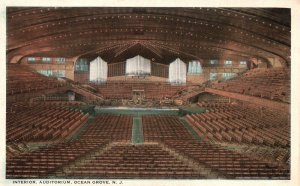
[169,58,187,84]
[125,55,151,76]
[89,56,108,83]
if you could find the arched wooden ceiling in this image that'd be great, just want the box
[7,7,290,66]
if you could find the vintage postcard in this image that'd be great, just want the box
[1,1,300,186]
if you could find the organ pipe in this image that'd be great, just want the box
[89,56,108,83]
[169,58,187,84]
[126,55,151,76]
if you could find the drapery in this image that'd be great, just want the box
[89,56,108,83]
[125,55,151,76]
[169,58,187,84]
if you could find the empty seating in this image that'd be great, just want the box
[80,114,133,142]
[162,140,289,179]
[211,68,290,103]
[6,112,290,179]
[142,115,289,179]
[7,64,67,96]
[142,115,194,142]
[6,103,89,142]
[187,102,290,147]
[6,114,133,179]
[6,140,109,178]
[64,143,205,179]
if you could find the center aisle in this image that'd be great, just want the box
[132,116,144,144]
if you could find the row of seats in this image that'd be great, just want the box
[7,103,89,142]
[6,139,109,178]
[171,85,205,101]
[186,102,290,147]
[7,142,30,158]
[64,144,206,179]
[142,115,193,142]
[219,143,290,165]
[6,110,290,179]
[163,140,289,179]
[211,68,290,103]
[33,101,86,107]
[80,114,133,142]
[142,115,289,179]
[6,114,134,178]
[7,64,66,96]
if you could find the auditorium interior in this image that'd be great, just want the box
[6,7,292,179]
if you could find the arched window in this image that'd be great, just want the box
[169,58,187,84]
[89,57,108,83]
[75,58,89,72]
[125,55,151,76]
[188,60,202,74]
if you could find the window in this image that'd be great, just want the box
[188,61,202,74]
[42,57,52,63]
[240,61,247,65]
[224,60,232,66]
[52,70,62,77]
[54,70,65,77]
[223,73,237,80]
[75,58,89,72]
[38,70,65,77]
[37,70,53,76]
[209,60,218,65]
[209,73,218,80]
[240,61,247,67]
[56,58,66,64]
[27,57,36,63]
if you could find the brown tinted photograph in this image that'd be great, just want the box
[6,7,291,180]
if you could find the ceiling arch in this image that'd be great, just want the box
[7,7,291,66]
